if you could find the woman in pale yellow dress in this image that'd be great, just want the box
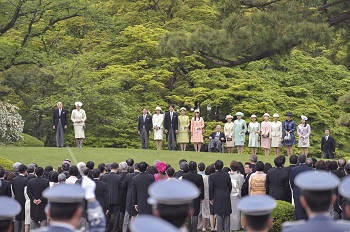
[178,107,190,151]
[224,115,235,154]
[249,161,267,195]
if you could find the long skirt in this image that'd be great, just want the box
[230,196,241,231]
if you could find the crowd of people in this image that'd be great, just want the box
[2,154,350,232]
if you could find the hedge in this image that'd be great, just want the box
[13,133,44,147]
[0,157,14,171]
[270,200,295,232]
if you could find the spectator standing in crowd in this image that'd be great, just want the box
[248,115,260,156]
[174,161,189,179]
[249,155,257,173]
[0,196,21,232]
[249,161,266,195]
[26,164,36,180]
[201,165,215,231]
[209,124,225,153]
[154,161,167,181]
[52,102,68,148]
[297,115,311,156]
[71,101,86,148]
[321,128,336,159]
[86,161,94,179]
[137,107,152,150]
[261,113,271,156]
[241,162,253,197]
[119,162,129,225]
[233,112,247,154]
[270,114,283,156]
[265,157,289,202]
[65,166,79,184]
[338,166,350,219]
[263,163,272,174]
[190,109,205,152]
[282,112,297,157]
[0,167,11,197]
[224,115,235,154]
[178,107,190,151]
[229,161,244,231]
[152,106,164,152]
[164,104,178,150]
[92,169,109,216]
[333,158,346,178]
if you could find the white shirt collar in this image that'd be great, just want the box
[50,221,75,231]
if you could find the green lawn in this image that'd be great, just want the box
[0,147,283,169]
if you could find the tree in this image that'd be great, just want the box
[0,101,24,143]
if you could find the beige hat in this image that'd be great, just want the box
[194,109,200,113]
[273,113,279,118]
[226,115,233,120]
[251,114,257,118]
[74,102,83,107]
[155,106,162,111]
[180,107,187,112]
[263,113,270,117]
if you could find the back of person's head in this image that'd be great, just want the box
[147,166,157,175]
[49,202,82,221]
[344,164,350,174]
[245,214,271,231]
[256,161,264,172]
[44,165,53,177]
[166,167,175,178]
[188,161,197,172]
[138,162,148,172]
[263,163,272,173]
[305,158,313,167]
[289,155,298,165]
[62,163,69,172]
[134,163,140,170]
[249,155,258,163]
[82,167,89,176]
[86,161,94,170]
[27,164,36,173]
[119,162,128,171]
[274,157,283,168]
[35,167,44,177]
[126,158,134,167]
[77,162,86,174]
[92,169,101,179]
[302,190,333,213]
[215,160,224,171]
[330,161,338,171]
[223,167,230,173]
[198,162,205,172]
[51,172,59,183]
[18,164,27,174]
[311,158,317,168]
[58,173,66,182]
[338,158,346,168]
[237,162,245,175]
[179,162,189,172]
[178,159,187,165]
[0,167,5,178]
[105,163,111,173]
[298,154,307,163]
[156,203,190,228]
[110,162,118,170]
[230,161,239,172]
[278,155,286,165]
[12,162,21,172]
[315,160,328,171]
[325,161,332,171]
[97,163,105,173]
[69,166,79,177]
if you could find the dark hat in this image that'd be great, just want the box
[130,215,180,232]
[285,112,293,116]
[148,180,199,205]
[0,196,21,220]
[238,195,276,216]
[339,176,350,199]
[43,184,85,203]
[295,171,339,191]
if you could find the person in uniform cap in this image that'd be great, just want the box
[238,195,276,232]
[282,171,350,232]
[130,215,180,232]
[338,176,350,220]
[147,179,200,231]
[32,176,106,232]
[0,196,21,232]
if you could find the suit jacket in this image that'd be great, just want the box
[0,179,12,197]
[138,114,153,134]
[101,172,121,205]
[174,170,185,179]
[290,164,312,199]
[27,176,49,222]
[241,172,252,197]
[132,172,154,215]
[182,171,204,216]
[209,132,225,141]
[265,167,290,202]
[332,168,345,179]
[118,171,128,212]
[52,108,68,129]
[209,170,232,216]
[27,173,36,180]
[94,179,109,213]
[163,111,178,131]
[283,164,297,178]
[125,172,139,215]
[11,175,28,220]
[321,136,336,153]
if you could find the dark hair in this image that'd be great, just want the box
[303,120,308,127]
[97,163,105,173]
[189,161,197,172]
[230,161,239,172]
[51,172,59,183]
[44,165,53,177]
[110,163,118,170]
[245,162,252,169]
[344,164,350,174]
[179,159,187,165]
[0,220,12,232]
[168,104,175,109]
[180,162,189,172]
[223,167,230,173]
[139,162,148,172]
[142,107,147,110]
[215,160,224,171]
[289,155,298,165]
[19,164,27,174]
[49,202,82,220]
[256,161,264,172]
[298,154,307,164]
[92,169,101,179]
[274,157,283,168]
[311,158,317,168]
[6,172,16,182]
[330,161,338,171]
[86,161,94,170]
[315,161,328,171]
[157,203,190,228]
[338,158,346,168]
[325,128,330,132]
[69,166,79,177]
[105,164,111,173]
[245,214,270,231]
[167,167,175,177]
[263,163,272,173]
[278,155,286,165]
[134,163,140,170]
[147,166,157,175]
[0,167,5,178]
[62,163,70,172]
[302,190,333,213]
[198,162,205,172]
[82,167,90,176]
[35,167,44,177]
[238,162,245,175]
[126,158,134,167]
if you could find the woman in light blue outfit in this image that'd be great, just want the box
[234,112,247,154]
[248,115,260,155]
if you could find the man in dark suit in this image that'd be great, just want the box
[132,162,154,215]
[283,154,298,203]
[249,155,257,173]
[27,167,49,229]
[137,107,153,149]
[0,167,12,197]
[266,156,290,202]
[92,169,109,215]
[321,128,336,159]
[333,158,346,178]
[101,162,121,232]
[122,163,140,232]
[290,154,312,220]
[241,162,253,197]
[118,162,129,230]
[209,160,232,232]
[27,164,36,180]
[52,102,68,148]
[163,104,178,150]
[174,161,189,179]
[208,125,225,152]
[11,164,28,232]
[182,161,204,232]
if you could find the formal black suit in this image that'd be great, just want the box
[138,114,153,149]
[209,132,225,152]
[241,172,252,197]
[182,171,204,216]
[265,167,289,202]
[27,176,49,222]
[163,111,178,150]
[11,175,28,221]
[0,179,12,197]
[27,173,35,180]
[94,179,109,214]
[132,172,154,215]
[118,172,128,214]
[333,168,346,179]
[125,172,139,216]
[283,164,297,203]
[52,108,68,128]
[321,135,336,159]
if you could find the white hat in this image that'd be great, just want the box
[226,115,233,120]
[251,114,257,118]
[301,115,308,120]
[74,102,83,107]
[273,114,279,118]
[263,113,270,117]
[155,106,162,111]
[194,109,200,113]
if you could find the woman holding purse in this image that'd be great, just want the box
[248,115,260,156]
[282,112,296,156]
[178,107,190,151]
[71,101,86,148]
[224,115,235,154]
[190,109,204,152]
[297,115,311,156]
[234,112,247,154]
[152,106,164,151]
[261,113,272,156]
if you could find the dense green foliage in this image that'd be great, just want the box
[0,0,350,155]
[13,133,44,147]
[0,156,14,171]
[270,200,295,232]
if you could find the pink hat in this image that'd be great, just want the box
[156,162,167,173]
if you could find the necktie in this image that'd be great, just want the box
[326,136,328,141]
[143,115,146,122]
[59,109,61,116]
[170,112,173,120]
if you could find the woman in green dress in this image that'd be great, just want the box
[178,107,190,151]
[234,112,247,154]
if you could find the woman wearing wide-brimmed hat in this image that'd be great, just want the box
[248,115,260,156]
[71,101,86,148]
[233,112,247,154]
[282,112,296,156]
[224,115,235,154]
[261,113,271,156]
[297,115,311,156]
[190,109,204,152]
[270,114,283,156]
[152,106,164,151]
[178,107,190,151]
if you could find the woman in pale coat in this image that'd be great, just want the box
[152,106,164,151]
[233,112,247,154]
[229,161,244,231]
[71,101,86,148]
[224,115,235,154]
[248,115,260,155]
[261,113,271,156]
[270,114,282,156]
[190,109,204,152]
[297,115,311,156]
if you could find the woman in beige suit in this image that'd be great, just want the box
[270,113,282,156]
[71,101,86,148]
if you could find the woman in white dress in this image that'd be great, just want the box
[24,186,30,232]
[71,101,86,148]
[297,115,311,156]
[270,114,283,156]
[152,106,164,151]
[224,115,235,154]
[229,161,244,231]
[248,115,260,155]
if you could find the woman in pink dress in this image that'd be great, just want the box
[190,109,205,152]
[261,113,272,156]
[154,161,168,181]
[297,115,311,156]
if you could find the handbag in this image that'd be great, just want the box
[284,134,291,141]
[226,137,232,141]
[83,125,86,131]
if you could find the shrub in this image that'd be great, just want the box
[270,200,295,232]
[0,156,14,171]
[0,101,24,143]
[13,133,44,147]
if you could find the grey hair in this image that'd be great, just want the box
[27,163,36,170]
[77,162,86,175]
[12,162,21,172]
[180,162,189,171]
[58,173,66,182]
[119,162,128,170]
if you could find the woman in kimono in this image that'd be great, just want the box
[261,113,271,156]
[233,112,247,154]
[297,115,311,156]
[152,106,164,151]
[248,115,260,156]
[282,112,297,156]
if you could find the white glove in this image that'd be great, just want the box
[81,176,96,200]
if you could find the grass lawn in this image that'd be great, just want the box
[0,147,285,169]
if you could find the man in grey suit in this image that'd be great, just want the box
[137,108,152,149]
